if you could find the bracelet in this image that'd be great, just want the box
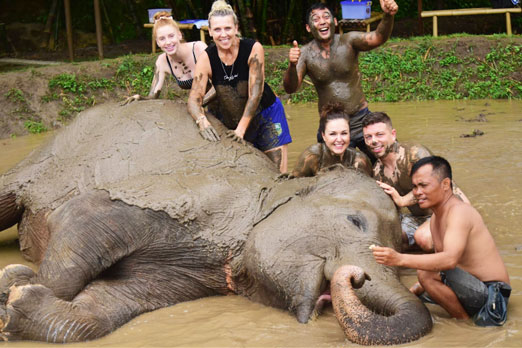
[196,115,206,125]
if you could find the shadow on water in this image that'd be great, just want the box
[0,99,521,347]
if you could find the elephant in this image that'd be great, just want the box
[0,100,432,345]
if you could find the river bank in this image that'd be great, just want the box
[0,35,521,139]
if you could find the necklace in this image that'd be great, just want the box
[220,59,238,81]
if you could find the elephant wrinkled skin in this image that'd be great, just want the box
[0,100,432,344]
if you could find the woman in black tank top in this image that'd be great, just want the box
[122,11,215,104]
[188,1,292,172]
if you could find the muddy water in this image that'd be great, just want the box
[0,100,521,347]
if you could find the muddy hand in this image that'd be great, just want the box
[289,41,301,66]
[226,130,246,145]
[199,125,220,142]
[276,172,294,181]
[121,94,140,106]
[380,0,398,15]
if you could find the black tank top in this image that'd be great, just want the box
[166,42,197,90]
[206,38,276,129]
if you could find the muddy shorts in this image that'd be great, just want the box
[400,213,430,246]
[244,97,292,151]
[441,267,511,326]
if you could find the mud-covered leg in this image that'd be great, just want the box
[0,265,36,325]
[1,283,114,342]
[0,191,23,232]
[33,190,155,300]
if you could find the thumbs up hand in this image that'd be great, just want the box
[289,40,301,66]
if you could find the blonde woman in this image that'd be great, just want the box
[188,0,292,173]
[123,11,213,104]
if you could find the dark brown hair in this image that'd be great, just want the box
[362,111,393,129]
[319,102,349,134]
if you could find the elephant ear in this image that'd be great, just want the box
[253,177,316,226]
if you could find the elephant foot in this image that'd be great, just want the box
[0,265,35,305]
[2,283,113,342]
[1,284,54,341]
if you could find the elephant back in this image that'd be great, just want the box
[2,100,278,217]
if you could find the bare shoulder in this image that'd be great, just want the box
[339,31,360,46]
[446,198,482,225]
[193,41,208,54]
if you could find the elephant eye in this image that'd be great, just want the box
[347,214,367,233]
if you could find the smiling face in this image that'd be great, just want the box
[155,25,181,56]
[322,118,350,156]
[209,15,238,51]
[412,164,449,209]
[363,122,397,159]
[306,8,337,43]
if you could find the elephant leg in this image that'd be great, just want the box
[33,190,157,300]
[0,191,23,232]
[1,282,116,342]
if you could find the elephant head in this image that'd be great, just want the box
[238,168,433,345]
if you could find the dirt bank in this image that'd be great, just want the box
[0,36,521,139]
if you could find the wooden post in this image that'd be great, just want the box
[200,28,206,43]
[64,0,73,61]
[506,12,512,36]
[418,0,424,35]
[94,0,104,59]
[433,15,438,37]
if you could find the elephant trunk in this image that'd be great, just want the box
[0,191,23,232]
[331,265,432,345]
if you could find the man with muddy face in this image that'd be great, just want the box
[283,0,398,161]
[362,112,470,251]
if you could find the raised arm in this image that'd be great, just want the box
[231,42,265,140]
[188,52,220,141]
[283,41,307,94]
[346,0,398,52]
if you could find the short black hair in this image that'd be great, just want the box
[411,155,453,183]
[362,111,393,129]
[306,3,335,24]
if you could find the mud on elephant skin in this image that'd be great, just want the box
[0,100,432,344]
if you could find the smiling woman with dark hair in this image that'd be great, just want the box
[291,103,372,178]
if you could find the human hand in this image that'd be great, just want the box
[380,0,398,16]
[289,41,301,66]
[371,245,401,266]
[121,94,140,106]
[197,116,220,142]
[226,129,246,145]
[376,180,403,206]
[276,172,295,181]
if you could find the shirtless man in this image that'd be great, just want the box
[362,112,469,251]
[283,0,398,160]
[372,156,511,325]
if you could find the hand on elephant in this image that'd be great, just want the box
[120,94,141,106]
[226,130,247,145]
[276,172,295,181]
[197,116,220,142]
[371,246,402,267]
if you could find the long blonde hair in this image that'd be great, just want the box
[208,0,238,28]
[152,11,181,40]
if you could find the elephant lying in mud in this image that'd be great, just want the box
[0,100,432,345]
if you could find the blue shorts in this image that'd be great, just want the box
[440,267,511,326]
[244,97,292,151]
